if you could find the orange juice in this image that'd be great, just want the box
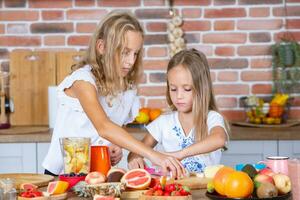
[90,145,111,176]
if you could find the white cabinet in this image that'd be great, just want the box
[221,140,277,168]
[278,140,300,159]
[0,143,37,173]
[37,143,50,174]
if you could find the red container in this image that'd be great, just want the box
[58,175,86,190]
[90,145,111,176]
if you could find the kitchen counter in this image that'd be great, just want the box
[0,124,300,143]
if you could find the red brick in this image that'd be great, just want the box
[75,0,95,7]
[249,8,270,17]
[143,60,168,70]
[42,11,64,20]
[252,84,273,94]
[217,71,238,82]
[249,32,271,43]
[210,71,216,82]
[287,0,300,2]
[237,19,282,30]
[251,58,272,69]
[146,22,166,32]
[182,8,202,18]
[286,19,300,29]
[0,36,41,46]
[216,97,237,108]
[138,73,146,84]
[238,45,271,56]
[189,45,213,56]
[203,33,246,44]
[174,0,211,6]
[144,34,167,45]
[97,0,140,7]
[182,21,211,31]
[138,86,166,96]
[241,71,272,81]
[239,0,281,4]
[273,6,300,16]
[215,46,234,56]
[4,0,25,7]
[205,8,246,18]
[274,32,300,42]
[76,23,97,33]
[67,9,107,20]
[147,99,168,109]
[214,84,249,95]
[144,0,165,6]
[0,11,38,21]
[209,58,248,69]
[289,109,300,120]
[135,9,170,19]
[44,35,65,46]
[7,24,28,34]
[221,110,246,122]
[214,20,234,31]
[147,47,168,57]
[31,23,73,33]
[0,24,4,34]
[149,73,166,83]
[290,97,300,107]
[29,0,72,8]
[184,33,200,44]
[68,35,90,46]
[214,0,235,5]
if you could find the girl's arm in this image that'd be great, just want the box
[165,126,227,161]
[71,80,185,177]
[127,134,158,169]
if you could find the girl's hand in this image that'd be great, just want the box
[128,155,146,169]
[164,151,184,161]
[109,144,123,166]
[151,152,186,179]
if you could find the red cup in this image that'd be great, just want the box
[90,145,111,176]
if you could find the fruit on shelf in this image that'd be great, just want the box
[121,168,151,190]
[135,108,162,124]
[85,172,106,185]
[256,182,278,198]
[149,109,161,121]
[272,173,292,194]
[135,111,150,124]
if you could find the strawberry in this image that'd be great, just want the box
[171,191,182,196]
[153,189,164,196]
[165,183,176,192]
[153,183,163,191]
[164,191,171,196]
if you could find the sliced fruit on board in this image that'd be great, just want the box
[47,181,69,195]
[121,169,151,190]
[20,183,38,190]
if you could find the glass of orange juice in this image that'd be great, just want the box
[90,145,111,176]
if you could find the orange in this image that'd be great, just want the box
[149,109,161,121]
[224,171,254,198]
[139,107,151,115]
[213,166,235,196]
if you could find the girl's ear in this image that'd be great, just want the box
[96,39,105,55]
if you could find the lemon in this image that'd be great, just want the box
[135,111,150,124]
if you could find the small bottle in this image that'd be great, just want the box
[0,178,16,200]
[0,187,4,200]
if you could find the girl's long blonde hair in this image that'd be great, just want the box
[72,11,144,96]
[166,49,229,141]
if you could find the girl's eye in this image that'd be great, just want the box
[122,50,130,56]
[170,88,177,92]
[185,88,192,92]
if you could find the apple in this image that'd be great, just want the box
[272,173,291,194]
[254,174,274,186]
[259,168,275,177]
[85,171,106,185]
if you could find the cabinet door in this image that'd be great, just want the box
[37,143,50,174]
[221,140,277,168]
[0,143,37,173]
[278,140,300,159]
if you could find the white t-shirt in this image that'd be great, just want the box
[43,65,140,175]
[146,111,228,173]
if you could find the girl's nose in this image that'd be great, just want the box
[176,90,183,99]
[127,53,136,65]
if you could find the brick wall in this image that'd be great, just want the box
[0,0,300,121]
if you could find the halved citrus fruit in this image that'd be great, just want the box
[121,169,151,190]
[47,181,69,195]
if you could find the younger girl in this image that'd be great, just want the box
[128,49,229,173]
[43,11,184,177]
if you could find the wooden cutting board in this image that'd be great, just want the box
[56,51,85,85]
[0,173,54,189]
[10,50,56,126]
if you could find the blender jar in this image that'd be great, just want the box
[60,137,91,174]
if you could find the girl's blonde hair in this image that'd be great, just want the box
[72,11,144,96]
[166,49,229,141]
